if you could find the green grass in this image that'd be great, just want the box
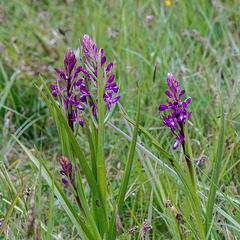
[1,0,240,239]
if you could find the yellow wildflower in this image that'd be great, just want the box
[166,0,172,6]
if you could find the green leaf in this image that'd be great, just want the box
[205,85,225,234]
[35,75,108,230]
[0,70,21,110]
[46,161,56,240]
[96,52,108,234]
[115,113,206,239]
[0,178,27,236]
[108,80,141,239]
[13,136,94,239]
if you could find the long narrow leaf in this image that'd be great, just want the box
[205,86,225,233]
[108,80,141,239]
[0,178,27,235]
[13,136,94,240]
[36,75,108,229]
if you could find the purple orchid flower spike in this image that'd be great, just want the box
[59,156,76,187]
[59,156,84,212]
[80,34,121,116]
[159,73,191,149]
[64,50,77,75]
[51,50,85,130]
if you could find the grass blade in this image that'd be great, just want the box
[205,85,225,233]
[13,136,94,239]
[0,178,27,236]
[36,75,108,230]
[108,80,140,239]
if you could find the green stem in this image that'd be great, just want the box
[179,122,196,190]
[96,50,108,234]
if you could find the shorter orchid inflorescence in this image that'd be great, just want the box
[50,34,120,131]
[52,50,84,129]
[59,156,77,188]
[59,156,84,212]
[158,73,192,149]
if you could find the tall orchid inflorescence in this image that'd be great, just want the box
[50,34,120,131]
[158,73,192,149]
[80,34,120,115]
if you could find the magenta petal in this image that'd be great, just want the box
[110,95,121,104]
[106,62,113,73]
[188,111,192,118]
[55,68,62,74]
[93,45,97,54]
[172,141,179,149]
[76,66,82,73]
[79,119,84,127]
[50,84,56,90]
[158,104,170,111]
[81,68,89,75]
[164,90,172,99]
[62,178,69,186]
[185,97,191,104]
[108,74,115,83]
[101,56,106,66]
[112,87,119,93]
[107,82,116,88]
[52,90,57,97]
[179,90,185,100]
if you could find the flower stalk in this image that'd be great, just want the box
[158,73,196,187]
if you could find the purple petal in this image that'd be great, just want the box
[50,84,57,90]
[158,104,170,111]
[108,74,115,83]
[179,90,185,100]
[164,90,172,99]
[76,104,85,110]
[60,170,66,175]
[107,82,116,88]
[101,56,106,66]
[76,66,82,73]
[110,95,121,104]
[182,97,191,107]
[81,68,89,75]
[162,116,169,122]
[79,119,84,127]
[93,45,98,55]
[106,62,113,73]
[172,141,179,149]
[62,178,69,186]
[177,115,185,122]
[188,111,192,118]
[179,134,185,141]
[79,95,86,102]
[52,90,57,98]
[171,121,178,129]
[55,68,62,74]
[185,97,191,104]
[112,87,119,93]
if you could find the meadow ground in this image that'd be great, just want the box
[0,0,240,239]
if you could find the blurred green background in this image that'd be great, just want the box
[1,0,240,238]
